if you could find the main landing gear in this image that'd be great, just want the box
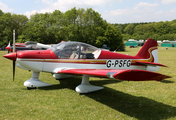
[75,75,104,93]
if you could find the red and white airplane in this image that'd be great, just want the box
[3,38,171,93]
[5,41,51,52]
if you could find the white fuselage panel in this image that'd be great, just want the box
[17,58,147,73]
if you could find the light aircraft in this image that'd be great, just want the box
[3,38,171,93]
[5,41,52,53]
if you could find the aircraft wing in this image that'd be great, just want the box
[57,69,171,81]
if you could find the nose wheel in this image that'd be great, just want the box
[24,71,51,89]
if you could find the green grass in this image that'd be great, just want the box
[0,47,176,120]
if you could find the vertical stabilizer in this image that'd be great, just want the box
[135,38,159,71]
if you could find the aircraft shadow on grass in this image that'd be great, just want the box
[39,77,176,120]
[160,79,175,83]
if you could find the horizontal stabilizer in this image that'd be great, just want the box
[135,61,168,67]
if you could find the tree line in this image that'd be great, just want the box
[1,7,176,51]
[114,20,176,41]
[0,8,123,51]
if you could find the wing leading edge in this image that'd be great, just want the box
[57,69,171,81]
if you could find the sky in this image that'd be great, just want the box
[0,0,176,24]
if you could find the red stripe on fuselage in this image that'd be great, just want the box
[20,59,107,64]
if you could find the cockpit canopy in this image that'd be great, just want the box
[24,41,37,45]
[49,41,99,59]
[24,41,39,49]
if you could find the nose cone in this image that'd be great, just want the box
[3,52,17,61]
[5,46,10,50]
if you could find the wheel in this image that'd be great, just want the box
[27,87,36,90]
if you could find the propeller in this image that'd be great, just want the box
[3,41,17,81]
[13,60,15,81]
[13,30,16,81]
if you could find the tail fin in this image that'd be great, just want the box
[7,41,10,47]
[135,38,159,71]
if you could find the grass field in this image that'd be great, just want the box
[0,47,176,120]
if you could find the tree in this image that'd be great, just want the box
[0,10,28,47]
[12,14,28,39]
[23,11,64,44]
[104,24,124,51]
[0,12,13,46]
[143,23,155,34]
[113,23,128,34]
[124,23,135,35]
[170,23,176,34]
[134,24,144,35]
[62,7,78,41]
[122,34,132,41]
[0,9,3,16]
[154,21,171,35]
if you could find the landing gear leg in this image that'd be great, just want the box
[75,75,104,93]
[24,71,51,89]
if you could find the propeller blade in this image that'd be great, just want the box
[13,30,16,81]
[13,60,15,81]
